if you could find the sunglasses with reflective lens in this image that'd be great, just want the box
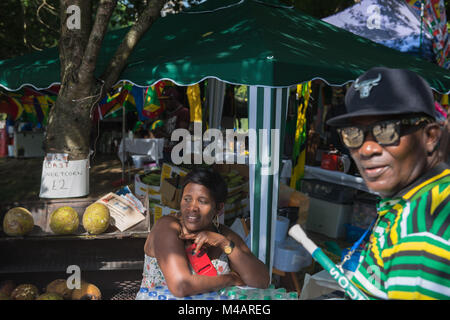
[337,117,433,149]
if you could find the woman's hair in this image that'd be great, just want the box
[181,168,228,205]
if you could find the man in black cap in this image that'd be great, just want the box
[327,67,449,300]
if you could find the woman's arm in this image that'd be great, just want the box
[180,225,270,289]
[151,216,242,297]
[221,226,270,289]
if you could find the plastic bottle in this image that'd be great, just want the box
[147,290,158,300]
[276,288,287,294]
[206,291,219,300]
[192,293,205,300]
[287,292,298,300]
[136,287,149,300]
[227,290,237,300]
[273,293,285,300]
[157,294,168,300]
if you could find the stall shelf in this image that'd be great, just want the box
[0,197,149,300]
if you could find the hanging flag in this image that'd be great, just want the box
[0,94,23,120]
[290,82,311,191]
[103,83,135,119]
[94,84,129,121]
[21,95,38,125]
[406,0,449,68]
[142,81,165,119]
[187,84,202,123]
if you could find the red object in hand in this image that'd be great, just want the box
[185,243,217,276]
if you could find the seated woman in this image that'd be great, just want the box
[139,168,270,297]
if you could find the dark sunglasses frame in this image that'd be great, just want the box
[337,116,433,149]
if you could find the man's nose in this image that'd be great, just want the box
[358,132,383,157]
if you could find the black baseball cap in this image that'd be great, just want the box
[327,67,436,126]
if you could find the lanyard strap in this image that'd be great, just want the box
[338,217,377,270]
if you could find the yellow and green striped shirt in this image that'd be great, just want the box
[351,164,450,300]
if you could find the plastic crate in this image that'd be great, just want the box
[300,179,355,204]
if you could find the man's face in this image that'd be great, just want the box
[345,115,428,198]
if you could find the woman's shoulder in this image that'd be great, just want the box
[153,215,182,232]
[145,215,182,256]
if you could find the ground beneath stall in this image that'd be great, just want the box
[0,154,141,204]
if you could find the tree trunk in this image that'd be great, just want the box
[45,85,97,160]
[45,0,167,163]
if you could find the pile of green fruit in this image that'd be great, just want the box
[141,172,161,186]
[2,203,111,237]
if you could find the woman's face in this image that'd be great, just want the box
[180,182,216,232]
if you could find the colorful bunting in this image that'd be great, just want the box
[406,0,449,68]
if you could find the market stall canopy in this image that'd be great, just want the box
[322,0,435,61]
[0,0,449,93]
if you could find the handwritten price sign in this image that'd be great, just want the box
[39,154,89,198]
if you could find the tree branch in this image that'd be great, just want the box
[78,0,117,86]
[100,0,167,93]
[59,0,92,89]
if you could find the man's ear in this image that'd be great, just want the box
[424,123,442,154]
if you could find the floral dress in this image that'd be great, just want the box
[139,251,231,290]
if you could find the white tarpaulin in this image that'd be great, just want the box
[322,0,434,60]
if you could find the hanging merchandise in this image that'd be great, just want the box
[441,94,449,110]
[406,0,449,68]
[94,83,129,121]
[290,82,311,191]
[187,83,202,124]
[142,81,165,119]
[0,93,23,121]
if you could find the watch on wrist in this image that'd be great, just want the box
[223,240,235,255]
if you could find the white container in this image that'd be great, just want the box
[305,196,352,238]
[274,237,312,272]
[275,215,290,243]
[131,155,154,169]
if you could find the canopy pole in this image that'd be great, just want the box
[122,95,126,184]
[248,86,288,277]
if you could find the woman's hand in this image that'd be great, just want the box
[179,230,228,254]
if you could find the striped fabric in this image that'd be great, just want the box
[247,86,289,270]
[352,165,450,300]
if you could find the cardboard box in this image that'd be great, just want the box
[152,203,179,225]
[134,173,161,201]
[160,176,185,210]
[160,162,189,185]
[224,198,249,220]
[213,163,249,195]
